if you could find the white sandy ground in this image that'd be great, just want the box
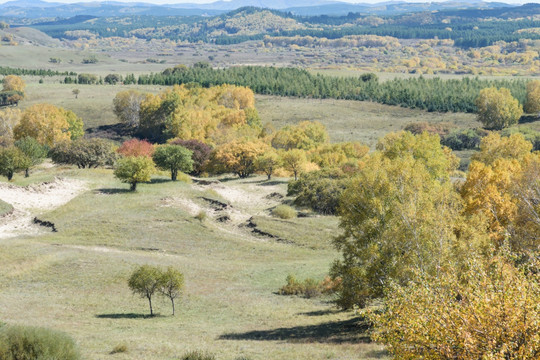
[0,178,86,239]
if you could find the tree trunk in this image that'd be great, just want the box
[267,173,271,180]
[171,298,175,316]
[130,182,137,191]
[171,169,177,181]
[7,171,13,181]
[293,170,298,181]
[148,296,153,316]
[25,168,29,178]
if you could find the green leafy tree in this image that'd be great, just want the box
[14,137,48,177]
[128,265,161,316]
[158,267,184,316]
[152,145,193,181]
[476,87,523,130]
[0,147,31,181]
[114,156,155,191]
[255,151,281,180]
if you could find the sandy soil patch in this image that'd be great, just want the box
[0,178,86,239]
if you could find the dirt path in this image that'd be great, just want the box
[0,178,86,239]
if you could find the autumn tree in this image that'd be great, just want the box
[114,156,154,191]
[309,142,369,168]
[152,144,193,181]
[281,149,307,181]
[113,90,146,128]
[158,267,184,316]
[331,132,460,308]
[255,150,281,180]
[117,139,154,158]
[212,140,267,178]
[472,132,532,166]
[2,75,25,93]
[271,121,329,150]
[0,147,31,181]
[476,87,523,130]
[0,108,21,146]
[13,104,84,147]
[371,254,540,360]
[524,80,540,115]
[128,265,161,316]
[14,137,48,177]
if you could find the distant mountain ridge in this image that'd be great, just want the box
[0,0,525,18]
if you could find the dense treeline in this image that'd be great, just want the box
[0,67,76,76]
[136,65,528,113]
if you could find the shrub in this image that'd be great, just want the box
[179,350,216,360]
[403,122,455,137]
[110,343,128,354]
[271,205,296,219]
[50,138,117,169]
[288,168,350,215]
[0,325,80,360]
[501,127,540,151]
[441,128,488,150]
[195,211,207,222]
[278,275,323,298]
[114,156,155,191]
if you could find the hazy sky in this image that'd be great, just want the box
[0,0,528,5]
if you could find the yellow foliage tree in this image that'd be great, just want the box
[372,254,540,360]
[281,149,307,181]
[472,132,532,166]
[271,121,329,150]
[475,87,523,130]
[524,80,540,114]
[0,108,21,146]
[461,159,521,243]
[212,139,268,178]
[2,75,25,93]
[13,104,84,147]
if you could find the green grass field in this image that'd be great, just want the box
[0,166,388,360]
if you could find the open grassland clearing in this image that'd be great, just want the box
[0,166,387,360]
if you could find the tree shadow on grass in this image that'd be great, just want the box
[94,188,132,195]
[519,115,540,124]
[96,313,163,319]
[218,316,371,344]
[150,178,172,184]
[297,309,343,317]
[365,349,391,359]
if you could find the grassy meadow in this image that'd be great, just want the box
[0,163,387,360]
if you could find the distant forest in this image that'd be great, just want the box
[23,5,540,48]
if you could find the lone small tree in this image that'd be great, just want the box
[114,156,155,191]
[128,265,161,316]
[72,89,80,99]
[152,144,193,181]
[159,267,184,316]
